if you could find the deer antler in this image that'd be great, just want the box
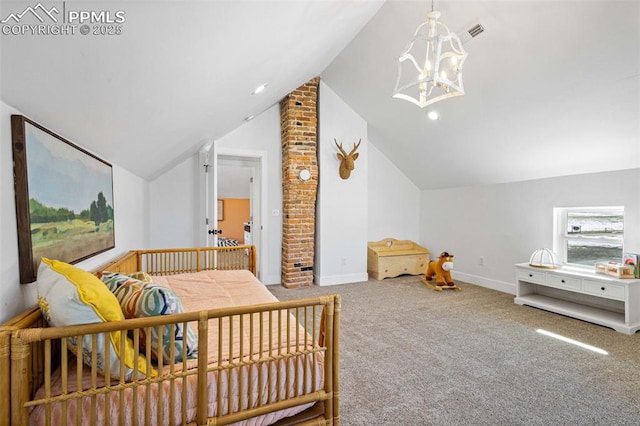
[349,139,361,155]
[334,139,348,156]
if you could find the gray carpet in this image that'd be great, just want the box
[268,276,640,426]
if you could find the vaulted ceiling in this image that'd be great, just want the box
[323,1,640,189]
[2,1,639,189]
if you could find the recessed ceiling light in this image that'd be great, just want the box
[427,111,439,120]
[244,114,255,122]
[251,83,268,95]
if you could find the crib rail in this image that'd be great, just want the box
[10,295,340,426]
[95,246,257,277]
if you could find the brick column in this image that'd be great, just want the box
[280,77,319,288]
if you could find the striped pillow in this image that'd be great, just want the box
[100,273,197,362]
[98,271,152,292]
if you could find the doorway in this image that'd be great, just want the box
[200,145,267,281]
[217,156,258,244]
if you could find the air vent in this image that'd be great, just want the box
[468,23,484,38]
[457,21,485,45]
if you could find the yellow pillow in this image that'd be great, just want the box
[37,258,154,379]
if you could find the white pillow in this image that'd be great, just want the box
[36,258,154,379]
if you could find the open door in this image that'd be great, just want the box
[198,142,219,247]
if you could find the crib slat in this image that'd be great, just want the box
[303,307,308,396]
[132,328,139,426]
[277,310,282,402]
[239,314,245,412]
[286,309,291,399]
[268,311,273,404]
[90,334,97,425]
[228,315,234,414]
[61,340,67,423]
[157,328,164,426]
[104,333,111,426]
[119,331,126,425]
[169,324,176,426]
[249,313,255,407]
[312,305,317,394]
[76,337,83,426]
[197,312,209,425]
[217,317,223,417]
[295,307,300,397]
[181,321,188,424]
[145,330,152,426]
[44,340,51,426]
[258,312,264,407]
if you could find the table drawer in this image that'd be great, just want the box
[547,273,581,291]
[517,269,546,284]
[583,280,625,301]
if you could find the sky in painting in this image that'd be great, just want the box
[25,123,113,214]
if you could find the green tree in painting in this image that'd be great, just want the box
[90,192,111,224]
[30,199,75,223]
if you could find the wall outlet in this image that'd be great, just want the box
[272,209,280,216]
[479,256,485,266]
[341,258,347,266]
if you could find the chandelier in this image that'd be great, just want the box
[393,3,468,108]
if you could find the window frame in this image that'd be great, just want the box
[553,206,625,268]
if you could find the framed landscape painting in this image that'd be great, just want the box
[11,115,115,283]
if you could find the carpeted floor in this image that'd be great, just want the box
[268,276,640,425]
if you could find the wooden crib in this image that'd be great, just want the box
[0,245,340,426]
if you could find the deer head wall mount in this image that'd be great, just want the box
[335,139,361,180]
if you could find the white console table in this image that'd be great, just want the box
[515,263,640,334]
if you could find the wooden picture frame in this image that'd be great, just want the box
[11,115,115,283]
[217,199,224,221]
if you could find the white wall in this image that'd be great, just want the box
[316,81,368,285]
[216,104,283,285]
[218,165,251,199]
[149,155,199,248]
[0,101,150,323]
[0,101,30,322]
[420,168,640,294]
[367,141,420,242]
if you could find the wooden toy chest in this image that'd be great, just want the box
[367,238,429,280]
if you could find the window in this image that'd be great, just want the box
[553,206,624,267]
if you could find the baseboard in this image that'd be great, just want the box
[314,272,369,287]
[452,271,515,295]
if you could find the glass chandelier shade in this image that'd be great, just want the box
[393,11,468,108]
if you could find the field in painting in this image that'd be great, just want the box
[31,219,114,265]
